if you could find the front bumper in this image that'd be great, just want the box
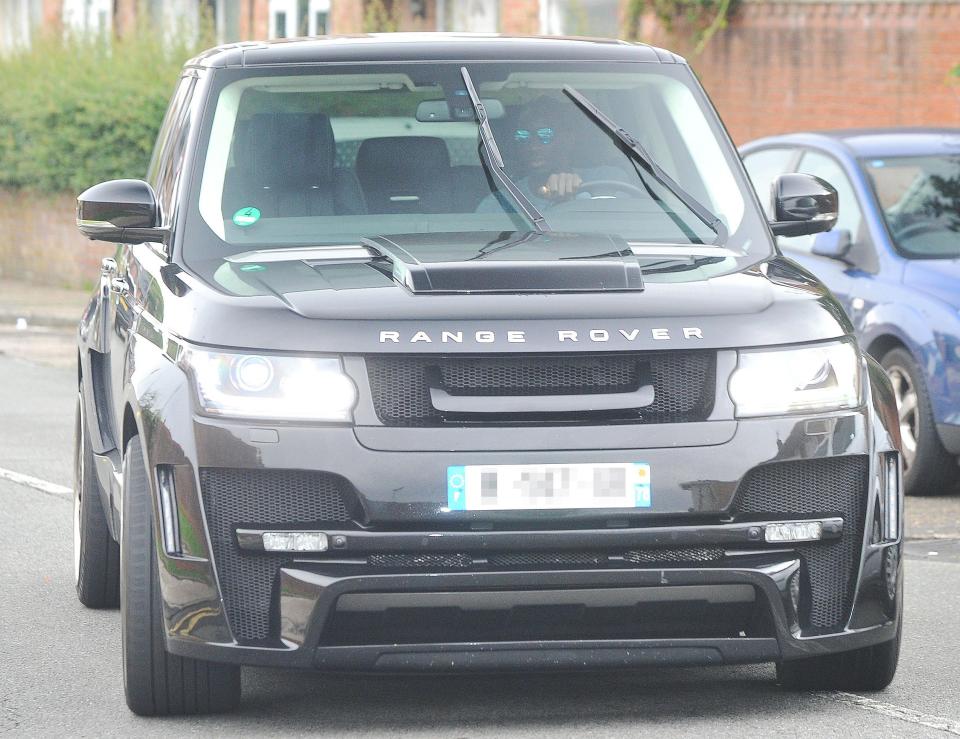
[123,350,902,672]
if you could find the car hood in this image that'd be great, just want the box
[167,235,851,353]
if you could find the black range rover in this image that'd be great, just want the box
[73,34,904,715]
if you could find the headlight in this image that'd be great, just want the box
[181,349,357,422]
[728,340,860,418]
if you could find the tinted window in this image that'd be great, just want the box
[743,147,796,218]
[147,76,196,224]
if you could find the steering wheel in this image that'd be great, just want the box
[893,221,947,243]
[577,179,648,199]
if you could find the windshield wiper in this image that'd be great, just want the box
[460,67,550,233]
[562,85,728,245]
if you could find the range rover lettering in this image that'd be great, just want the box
[72,35,904,716]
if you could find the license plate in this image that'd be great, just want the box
[446,462,651,511]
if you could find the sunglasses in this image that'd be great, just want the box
[513,127,556,145]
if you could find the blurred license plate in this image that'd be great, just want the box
[446,462,651,511]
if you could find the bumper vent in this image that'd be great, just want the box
[732,455,869,631]
[365,351,715,426]
[200,468,353,643]
[366,547,725,570]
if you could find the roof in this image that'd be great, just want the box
[741,127,960,159]
[185,33,684,69]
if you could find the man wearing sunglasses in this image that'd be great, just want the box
[476,95,630,212]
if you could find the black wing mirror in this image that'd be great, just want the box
[76,179,168,244]
[769,173,839,237]
[811,228,853,261]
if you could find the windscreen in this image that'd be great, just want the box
[185,61,766,273]
[864,155,960,258]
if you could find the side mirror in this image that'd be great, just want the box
[811,228,853,261]
[769,173,838,237]
[76,179,168,244]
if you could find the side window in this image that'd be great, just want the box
[147,76,196,225]
[781,149,864,254]
[742,147,796,218]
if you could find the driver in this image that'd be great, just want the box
[476,95,630,213]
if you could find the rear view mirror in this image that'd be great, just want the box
[416,98,505,122]
[76,179,168,244]
[769,173,838,237]
[811,229,853,261]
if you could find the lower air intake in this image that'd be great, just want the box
[200,468,353,643]
[732,455,869,631]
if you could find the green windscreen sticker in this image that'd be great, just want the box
[232,207,261,227]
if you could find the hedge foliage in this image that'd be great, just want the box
[0,28,209,195]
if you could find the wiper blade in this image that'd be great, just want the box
[460,67,550,233]
[562,85,728,245]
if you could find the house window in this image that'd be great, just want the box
[308,0,331,34]
[540,0,620,37]
[437,0,497,32]
[274,11,287,37]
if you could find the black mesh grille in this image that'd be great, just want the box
[200,468,353,642]
[623,547,724,565]
[486,551,609,568]
[366,548,727,570]
[732,455,870,631]
[365,352,715,426]
[368,553,473,569]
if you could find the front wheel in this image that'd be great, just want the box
[881,347,958,495]
[776,623,901,692]
[120,435,241,716]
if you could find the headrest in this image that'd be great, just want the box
[355,136,451,182]
[242,112,335,187]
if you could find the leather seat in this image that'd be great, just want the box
[355,136,453,214]
[223,112,365,218]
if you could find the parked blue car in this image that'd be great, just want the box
[741,128,960,496]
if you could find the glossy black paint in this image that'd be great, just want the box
[74,35,902,675]
[770,173,839,237]
[76,179,167,244]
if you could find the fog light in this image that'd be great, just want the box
[765,521,823,543]
[262,531,329,552]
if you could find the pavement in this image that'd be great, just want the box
[1,279,959,735]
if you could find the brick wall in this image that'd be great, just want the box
[640,0,960,144]
[0,190,112,288]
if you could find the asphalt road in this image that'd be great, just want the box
[1,337,960,737]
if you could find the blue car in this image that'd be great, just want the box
[741,129,960,496]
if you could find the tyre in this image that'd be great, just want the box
[74,394,120,608]
[776,621,901,692]
[120,435,241,716]
[881,347,958,496]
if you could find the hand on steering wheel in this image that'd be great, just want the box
[537,172,583,199]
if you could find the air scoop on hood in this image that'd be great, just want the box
[365,231,644,294]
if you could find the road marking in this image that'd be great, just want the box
[826,692,960,735]
[0,466,71,497]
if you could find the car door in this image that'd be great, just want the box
[778,149,875,323]
[107,75,196,441]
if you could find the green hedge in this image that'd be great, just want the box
[0,29,208,195]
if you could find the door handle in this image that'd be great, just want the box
[110,277,129,296]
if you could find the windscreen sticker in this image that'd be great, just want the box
[239,264,266,272]
[232,206,261,227]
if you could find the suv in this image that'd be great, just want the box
[741,129,960,496]
[73,35,903,716]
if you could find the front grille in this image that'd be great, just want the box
[732,455,870,631]
[365,351,715,426]
[365,547,726,570]
[623,547,723,565]
[200,468,353,642]
[368,553,474,569]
